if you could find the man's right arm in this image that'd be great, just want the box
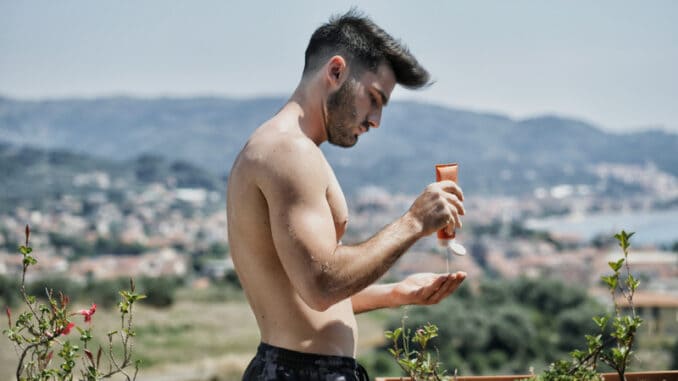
[257,138,464,311]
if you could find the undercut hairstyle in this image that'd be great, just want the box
[303,9,431,89]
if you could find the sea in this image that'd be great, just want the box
[524,208,678,247]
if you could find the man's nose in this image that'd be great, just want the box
[367,110,382,128]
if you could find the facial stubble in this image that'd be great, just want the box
[326,79,361,148]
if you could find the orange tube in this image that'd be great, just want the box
[435,163,458,240]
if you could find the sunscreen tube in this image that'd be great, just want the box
[435,163,466,256]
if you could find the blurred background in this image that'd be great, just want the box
[1,1,677,379]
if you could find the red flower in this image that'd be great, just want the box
[78,303,97,323]
[61,322,75,336]
[5,307,11,327]
[51,321,75,336]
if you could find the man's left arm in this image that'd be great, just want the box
[351,271,467,314]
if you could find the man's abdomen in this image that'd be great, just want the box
[256,293,358,358]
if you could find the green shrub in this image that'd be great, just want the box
[26,276,84,302]
[136,276,182,308]
[3,225,145,380]
[86,278,131,308]
[382,277,605,375]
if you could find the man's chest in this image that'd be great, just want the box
[326,168,349,241]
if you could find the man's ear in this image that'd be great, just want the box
[326,55,347,89]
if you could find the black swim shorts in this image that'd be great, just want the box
[242,342,369,381]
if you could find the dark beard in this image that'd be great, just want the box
[326,79,359,148]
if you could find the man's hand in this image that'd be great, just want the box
[351,271,467,313]
[392,272,466,306]
[407,180,465,237]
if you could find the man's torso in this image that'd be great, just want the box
[227,115,358,357]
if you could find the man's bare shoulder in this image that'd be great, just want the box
[233,119,329,192]
[237,122,323,169]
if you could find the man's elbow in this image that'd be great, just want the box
[294,288,331,311]
[300,277,341,312]
[305,297,333,312]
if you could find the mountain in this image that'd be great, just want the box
[0,142,222,211]
[1,96,676,196]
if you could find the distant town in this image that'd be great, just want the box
[1,161,676,298]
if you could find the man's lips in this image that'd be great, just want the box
[359,122,370,134]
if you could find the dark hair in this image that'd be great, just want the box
[303,9,431,89]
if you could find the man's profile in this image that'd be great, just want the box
[227,10,466,380]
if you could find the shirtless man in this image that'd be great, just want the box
[227,10,466,380]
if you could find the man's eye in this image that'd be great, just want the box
[369,93,377,106]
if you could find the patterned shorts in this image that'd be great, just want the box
[242,342,370,381]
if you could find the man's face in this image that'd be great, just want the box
[325,63,396,148]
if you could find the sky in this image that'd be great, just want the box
[1,0,677,133]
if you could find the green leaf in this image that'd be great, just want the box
[608,258,624,272]
[23,255,37,266]
[129,293,146,303]
[615,230,635,250]
[627,274,640,291]
[593,316,609,329]
[80,329,93,343]
[601,275,617,289]
[612,346,627,363]
[118,300,129,314]
[571,349,585,360]
[124,328,136,337]
[584,334,602,347]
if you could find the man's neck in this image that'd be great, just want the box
[287,79,328,146]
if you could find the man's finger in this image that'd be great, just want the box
[429,274,447,291]
[448,204,462,230]
[442,204,461,233]
[428,274,455,303]
[436,180,464,201]
[425,275,452,303]
[443,193,465,216]
[417,275,441,299]
[429,273,465,304]
[428,275,455,303]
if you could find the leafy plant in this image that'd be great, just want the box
[384,230,643,381]
[385,314,447,380]
[527,230,643,381]
[3,225,146,381]
[535,359,602,381]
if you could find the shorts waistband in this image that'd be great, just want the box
[256,342,358,369]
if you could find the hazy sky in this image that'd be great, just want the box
[2,1,677,132]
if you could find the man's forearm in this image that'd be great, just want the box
[351,283,399,314]
[314,212,422,309]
